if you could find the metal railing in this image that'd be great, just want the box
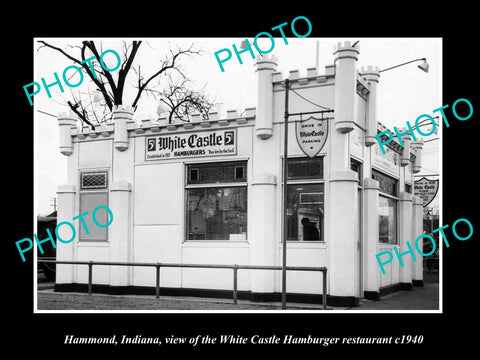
[37,260,328,309]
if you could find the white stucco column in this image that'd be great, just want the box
[325,41,361,306]
[55,184,76,284]
[249,54,279,297]
[113,105,134,151]
[57,113,78,156]
[333,41,359,135]
[360,66,380,147]
[411,140,425,174]
[249,173,277,295]
[412,195,424,286]
[362,177,380,299]
[255,54,277,139]
[109,180,132,287]
[328,169,358,302]
[398,192,414,287]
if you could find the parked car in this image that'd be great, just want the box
[37,212,57,281]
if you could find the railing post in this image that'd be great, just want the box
[322,268,327,310]
[155,263,161,299]
[88,261,93,296]
[233,265,238,305]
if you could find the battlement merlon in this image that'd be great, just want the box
[360,65,381,83]
[254,54,278,71]
[333,41,360,62]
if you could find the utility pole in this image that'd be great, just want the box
[282,78,290,310]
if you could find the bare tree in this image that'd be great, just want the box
[146,74,215,123]
[37,40,214,129]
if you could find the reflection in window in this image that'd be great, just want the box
[287,183,324,241]
[287,157,323,179]
[372,169,398,197]
[188,161,247,184]
[379,196,397,244]
[187,187,247,240]
[405,183,412,194]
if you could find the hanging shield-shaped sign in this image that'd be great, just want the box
[414,177,439,207]
[295,116,328,158]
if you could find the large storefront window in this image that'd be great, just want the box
[287,184,324,241]
[286,157,324,242]
[372,169,398,244]
[186,161,247,241]
[378,196,397,244]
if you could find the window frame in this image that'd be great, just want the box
[286,156,324,180]
[285,181,325,242]
[372,168,399,197]
[184,160,248,242]
[378,194,399,245]
[80,171,108,190]
[186,160,247,185]
[78,169,110,243]
[372,168,399,245]
[405,183,412,194]
[350,157,363,183]
[282,156,325,243]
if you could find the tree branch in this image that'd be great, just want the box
[37,40,212,128]
[67,101,95,130]
[82,41,118,104]
[116,40,141,105]
[131,44,199,108]
[38,40,116,112]
[79,43,114,110]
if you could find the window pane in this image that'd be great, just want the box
[287,157,323,179]
[379,196,397,244]
[81,171,108,190]
[187,187,247,240]
[79,193,109,241]
[372,169,398,196]
[286,184,324,241]
[350,158,362,181]
[187,161,247,184]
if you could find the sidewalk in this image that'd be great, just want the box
[355,282,439,310]
[36,272,440,311]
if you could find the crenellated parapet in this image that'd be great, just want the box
[271,64,335,89]
[129,108,256,135]
[58,107,256,156]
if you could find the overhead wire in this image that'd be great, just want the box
[37,109,57,118]
[289,87,332,111]
[287,81,442,180]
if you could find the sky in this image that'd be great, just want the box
[34,37,441,216]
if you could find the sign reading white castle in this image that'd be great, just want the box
[295,116,328,158]
[146,129,237,160]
